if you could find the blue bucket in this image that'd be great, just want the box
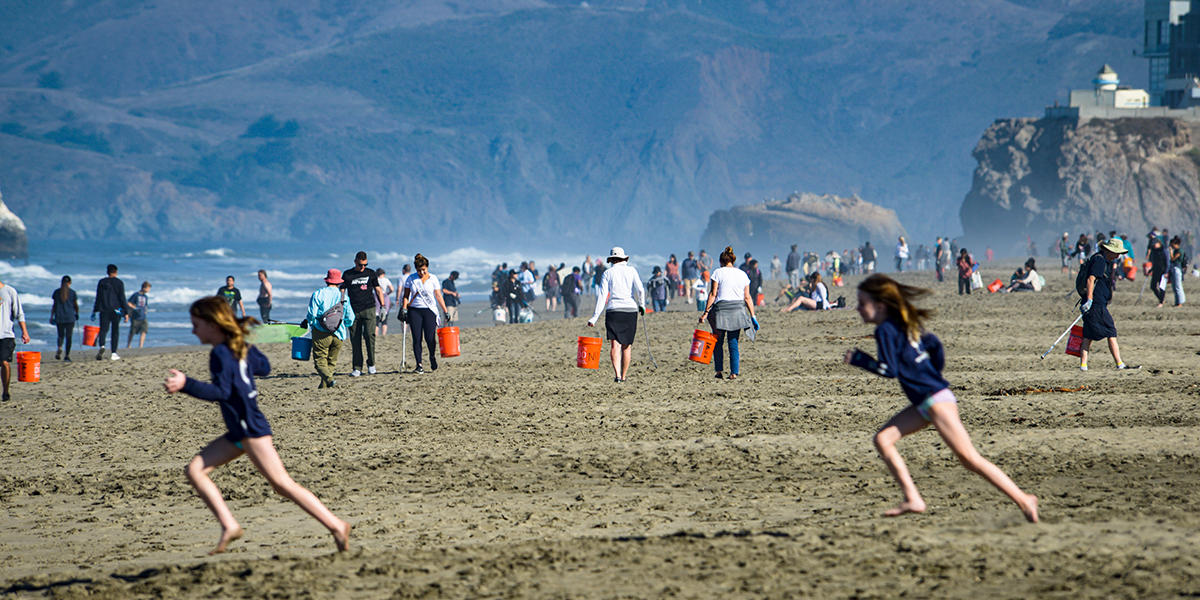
[291,336,312,361]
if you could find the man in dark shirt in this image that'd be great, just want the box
[217,276,245,318]
[92,264,127,360]
[681,252,700,303]
[441,271,461,325]
[561,266,582,318]
[341,251,384,376]
[785,244,801,288]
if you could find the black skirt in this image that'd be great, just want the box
[605,310,638,346]
[1082,301,1118,340]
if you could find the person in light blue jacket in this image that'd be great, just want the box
[307,269,354,389]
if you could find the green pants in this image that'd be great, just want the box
[349,307,377,369]
[311,329,340,386]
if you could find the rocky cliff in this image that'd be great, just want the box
[0,186,28,259]
[960,117,1200,254]
[699,193,906,258]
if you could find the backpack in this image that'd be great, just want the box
[1075,255,1103,298]
[320,291,346,331]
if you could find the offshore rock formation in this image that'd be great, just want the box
[0,187,28,259]
[960,117,1200,253]
[699,193,907,257]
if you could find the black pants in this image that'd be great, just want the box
[563,294,579,318]
[98,311,120,349]
[958,276,971,295]
[56,322,74,355]
[408,307,438,367]
[936,263,944,282]
[1151,267,1166,303]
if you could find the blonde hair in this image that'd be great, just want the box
[857,274,933,342]
[190,296,258,359]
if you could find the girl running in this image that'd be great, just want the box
[844,275,1038,522]
[164,297,351,554]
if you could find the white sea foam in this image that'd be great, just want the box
[19,293,50,307]
[204,248,233,258]
[264,270,321,281]
[151,287,209,305]
[0,261,59,281]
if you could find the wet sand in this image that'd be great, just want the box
[2,265,1199,598]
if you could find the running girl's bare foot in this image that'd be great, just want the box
[332,520,352,552]
[209,526,244,555]
[1020,494,1039,523]
[883,499,926,517]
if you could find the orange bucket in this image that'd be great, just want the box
[1064,325,1084,357]
[82,325,100,346]
[576,336,602,369]
[437,326,460,357]
[1143,261,1153,276]
[756,293,765,306]
[688,329,717,364]
[16,351,40,382]
[986,278,1004,293]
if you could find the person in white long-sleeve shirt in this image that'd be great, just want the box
[587,246,645,382]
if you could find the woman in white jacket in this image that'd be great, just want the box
[587,247,645,382]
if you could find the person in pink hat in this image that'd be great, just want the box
[306,269,354,389]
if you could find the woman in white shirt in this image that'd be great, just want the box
[587,246,645,382]
[781,271,830,312]
[400,254,449,374]
[895,236,909,272]
[700,247,757,380]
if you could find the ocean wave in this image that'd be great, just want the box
[204,248,233,258]
[264,270,321,281]
[151,287,209,305]
[270,289,314,300]
[0,261,59,281]
[18,293,50,307]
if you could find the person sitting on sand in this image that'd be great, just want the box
[781,272,830,312]
[843,274,1038,523]
[163,297,351,555]
[1004,258,1042,293]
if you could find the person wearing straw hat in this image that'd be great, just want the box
[1078,238,1137,372]
[306,269,354,389]
[587,246,645,382]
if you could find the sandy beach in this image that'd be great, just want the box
[2,264,1198,598]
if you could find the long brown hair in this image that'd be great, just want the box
[189,296,258,359]
[857,274,933,342]
[58,275,71,303]
[719,246,736,266]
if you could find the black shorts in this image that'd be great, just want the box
[0,338,13,363]
[605,311,638,346]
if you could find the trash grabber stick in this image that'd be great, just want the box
[641,311,658,369]
[1135,275,1149,305]
[1040,314,1083,359]
[401,319,408,371]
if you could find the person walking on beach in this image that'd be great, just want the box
[665,254,681,300]
[561,266,583,318]
[700,246,757,380]
[0,279,29,401]
[646,266,670,313]
[587,247,645,382]
[375,268,394,336]
[699,249,714,274]
[164,296,351,555]
[441,271,460,325]
[955,248,974,295]
[307,269,354,389]
[844,274,1038,522]
[1148,237,1168,308]
[786,244,802,288]
[894,236,909,272]
[256,270,273,323]
[400,253,449,374]
[1169,236,1188,307]
[542,265,560,312]
[770,254,782,281]
[341,251,384,376]
[92,264,127,361]
[682,251,700,303]
[217,276,246,319]
[126,281,151,348]
[51,275,78,362]
[1078,239,1137,371]
[1058,232,1072,276]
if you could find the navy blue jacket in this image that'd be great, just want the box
[182,343,272,442]
[850,318,949,405]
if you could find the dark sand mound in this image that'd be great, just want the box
[2,266,1198,598]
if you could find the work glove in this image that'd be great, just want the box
[1080,299,1093,314]
[751,316,760,330]
[400,308,408,322]
[638,306,645,316]
[90,312,97,322]
[299,318,308,330]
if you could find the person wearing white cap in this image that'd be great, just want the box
[587,246,645,382]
